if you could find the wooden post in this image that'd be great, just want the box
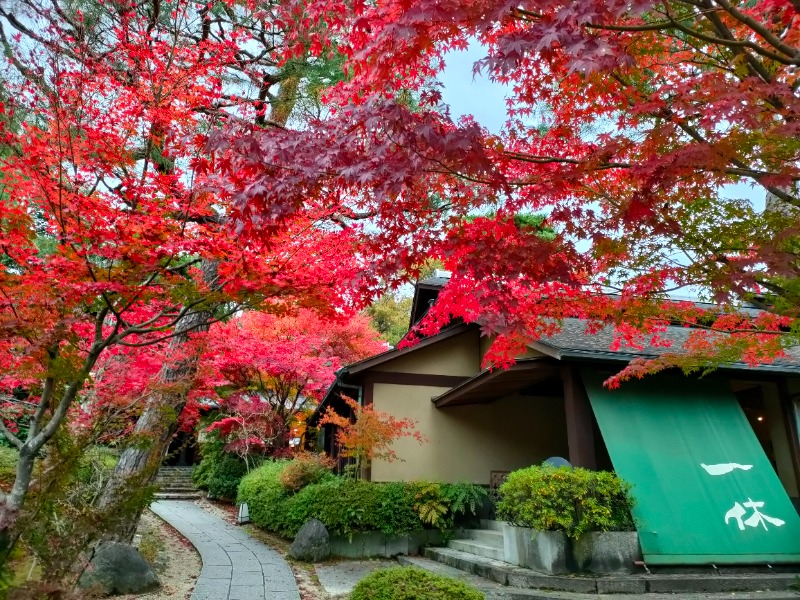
[561,364,597,470]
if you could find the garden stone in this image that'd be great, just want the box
[78,541,160,595]
[290,518,331,562]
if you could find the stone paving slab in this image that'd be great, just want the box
[151,500,300,600]
[315,558,396,597]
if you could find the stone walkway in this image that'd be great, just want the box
[151,500,300,600]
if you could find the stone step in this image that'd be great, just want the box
[424,547,595,593]
[154,479,195,485]
[158,487,198,494]
[398,555,798,600]
[456,529,504,548]
[448,539,505,561]
[423,547,799,595]
[480,519,505,532]
[153,492,203,501]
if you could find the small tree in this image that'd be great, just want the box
[205,396,285,470]
[319,395,425,479]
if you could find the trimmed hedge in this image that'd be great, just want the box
[237,460,290,530]
[350,567,484,600]
[237,460,487,539]
[496,465,634,539]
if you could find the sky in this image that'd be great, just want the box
[437,44,766,212]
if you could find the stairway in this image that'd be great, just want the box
[153,466,203,500]
[409,519,800,596]
[446,519,505,561]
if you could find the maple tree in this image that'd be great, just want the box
[0,0,368,552]
[204,395,285,468]
[195,309,386,452]
[319,395,426,479]
[211,0,800,383]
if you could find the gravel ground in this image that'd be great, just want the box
[118,510,201,600]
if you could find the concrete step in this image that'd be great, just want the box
[154,481,196,486]
[153,491,203,500]
[424,547,595,593]
[448,539,505,561]
[398,555,798,600]
[480,519,505,532]
[423,547,799,595]
[457,529,504,548]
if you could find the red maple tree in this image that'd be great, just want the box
[195,309,386,452]
[0,0,366,538]
[211,0,800,384]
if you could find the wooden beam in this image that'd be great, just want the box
[561,364,597,470]
[362,372,469,387]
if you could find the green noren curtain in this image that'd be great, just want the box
[582,370,800,564]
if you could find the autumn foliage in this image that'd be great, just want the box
[320,395,426,478]
[210,0,800,385]
[196,309,386,451]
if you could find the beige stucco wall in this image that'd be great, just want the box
[375,330,481,376]
[478,334,546,365]
[370,384,569,484]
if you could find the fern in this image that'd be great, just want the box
[444,482,488,517]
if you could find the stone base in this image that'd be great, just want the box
[501,524,573,575]
[573,531,642,574]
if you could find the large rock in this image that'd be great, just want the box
[290,518,330,562]
[78,542,160,595]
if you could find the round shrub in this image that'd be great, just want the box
[497,465,634,539]
[350,567,484,600]
[237,460,290,531]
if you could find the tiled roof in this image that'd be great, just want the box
[534,318,800,374]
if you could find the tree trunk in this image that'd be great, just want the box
[95,261,218,541]
[95,70,302,541]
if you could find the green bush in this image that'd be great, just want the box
[279,451,334,492]
[237,460,291,531]
[207,453,249,500]
[238,459,487,540]
[350,567,484,600]
[497,465,634,539]
[281,479,421,539]
[193,431,255,501]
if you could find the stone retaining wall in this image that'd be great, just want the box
[330,530,443,558]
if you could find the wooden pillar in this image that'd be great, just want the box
[362,381,374,482]
[561,364,597,470]
[778,379,800,496]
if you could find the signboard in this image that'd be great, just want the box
[582,371,800,564]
